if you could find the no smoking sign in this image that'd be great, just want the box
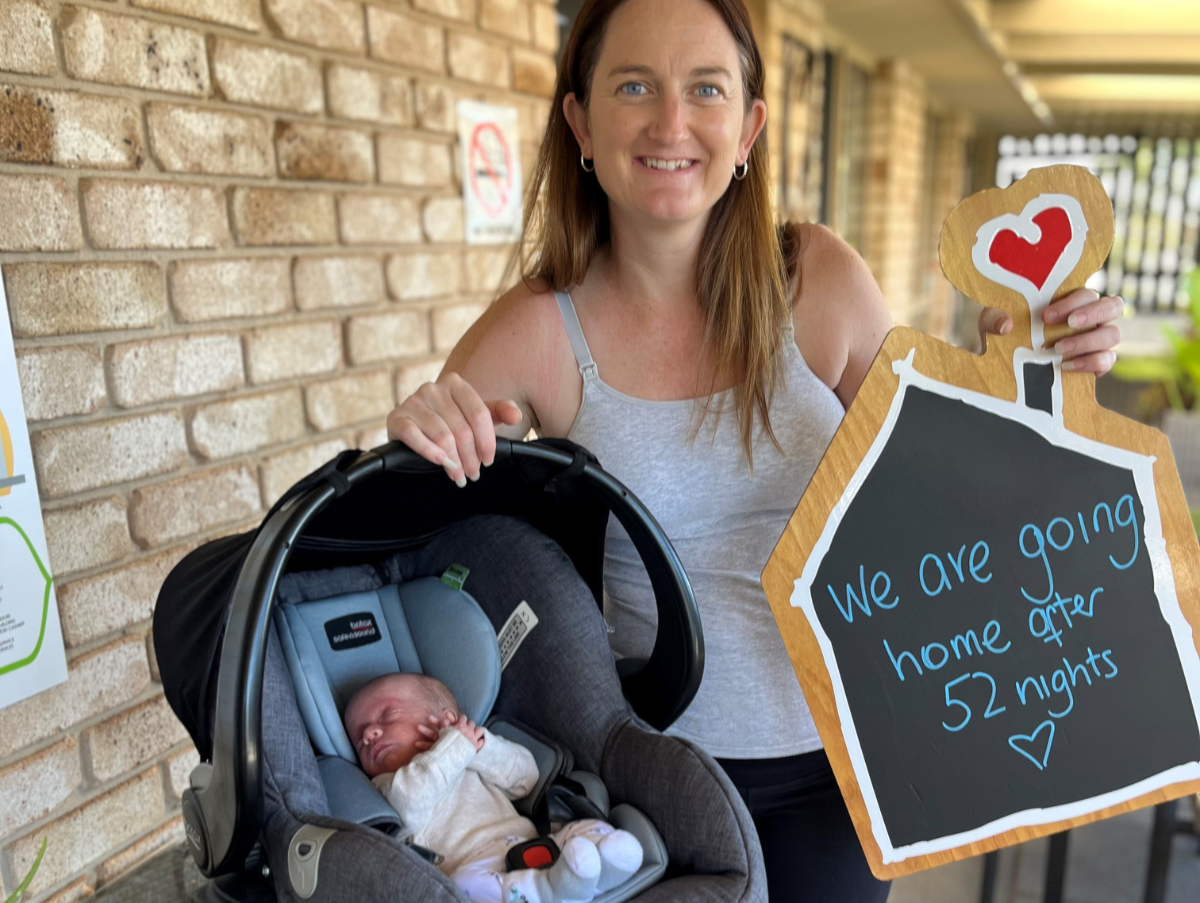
[457,101,523,245]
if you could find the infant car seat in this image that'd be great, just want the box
[273,571,665,902]
[154,439,766,903]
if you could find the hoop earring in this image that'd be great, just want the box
[733,161,749,181]
[580,154,595,173]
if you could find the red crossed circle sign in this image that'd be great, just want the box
[468,123,513,218]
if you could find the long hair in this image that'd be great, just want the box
[521,0,796,466]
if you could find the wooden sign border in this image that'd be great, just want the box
[761,165,1200,879]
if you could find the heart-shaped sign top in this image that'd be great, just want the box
[989,207,1073,292]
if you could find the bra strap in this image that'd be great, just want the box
[554,291,599,382]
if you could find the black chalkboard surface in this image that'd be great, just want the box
[814,383,1200,848]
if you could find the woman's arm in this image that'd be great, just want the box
[789,224,1124,411]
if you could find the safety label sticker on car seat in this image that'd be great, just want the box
[497,601,538,671]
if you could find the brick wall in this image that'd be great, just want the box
[0,1,554,899]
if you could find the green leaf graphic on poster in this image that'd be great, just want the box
[0,518,53,676]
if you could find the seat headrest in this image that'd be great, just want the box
[273,576,502,762]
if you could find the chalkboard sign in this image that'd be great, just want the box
[762,165,1200,878]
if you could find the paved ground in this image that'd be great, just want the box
[95,798,1199,903]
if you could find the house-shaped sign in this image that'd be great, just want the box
[761,165,1200,878]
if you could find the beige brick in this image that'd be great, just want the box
[265,0,365,54]
[165,746,200,800]
[531,1,558,52]
[448,32,509,87]
[56,549,185,647]
[412,0,474,22]
[338,193,422,244]
[60,6,209,96]
[0,174,82,251]
[377,134,452,187]
[130,465,261,546]
[82,180,229,250]
[15,346,106,421]
[356,424,389,449]
[4,262,164,338]
[44,497,133,577]
[464,246,512,292]
[132,0,261,29]
[519,98,551,145]
[232,187,337,245]
[327,64,411,126]
[39,877,93,903]
[245,320,342,383]
[85,697,191,783]
[432,301,486,351]
[0,85,143,169]
[480,0,530,41]
[147,103,273,177]
[96,816,185,886]
[32,412,189,497]
[276,121,375,183]
[346,310,429,364]
[108,334,244,408]
[396,358,444,399]
[386,249,460,300]
[0,738,82,838]
[366,6,444,73]
[512,46,555,97]
[305,369,394,430]
[5,769,163,896]
[0,0,56,75]
[0,636,149,759]
[170,258,291,322]
[423,196,464,242]
[294,255,384,310]
[260,437,350,506]
[211,38,323,114]
[413,80,456,133]
[189,389,306,459]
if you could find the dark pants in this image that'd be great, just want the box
[717,751,891,903]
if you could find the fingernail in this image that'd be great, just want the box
[468,472,480,482]
[1054,341,1069,355]
[1044,308,1059,323]
[442,458,461,473]
[1001,320,1012,335]
[455,475,467,489]
[1062,359,1075,371]
[1067,312,1085,328]
[482,459,493,467]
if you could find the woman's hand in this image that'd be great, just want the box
[978,289,1124,376]
[386,373,524,486]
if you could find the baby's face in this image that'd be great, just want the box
[344,675,442,778]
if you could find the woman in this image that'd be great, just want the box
[386,0,1124,897]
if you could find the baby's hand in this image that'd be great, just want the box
[413,710,459,751]
[452,714,485,751]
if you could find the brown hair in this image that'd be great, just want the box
[521,0,795,465]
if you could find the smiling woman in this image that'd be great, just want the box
[384,0,1126,899]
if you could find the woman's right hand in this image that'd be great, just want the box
[385,372,524,487]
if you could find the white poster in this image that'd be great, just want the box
[457,99,523,245]
[0,274,67,709]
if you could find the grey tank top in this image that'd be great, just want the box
[554,291,846,759]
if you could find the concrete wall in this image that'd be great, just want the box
[0,1,555,899]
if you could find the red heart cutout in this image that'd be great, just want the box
[988,207,1072,291]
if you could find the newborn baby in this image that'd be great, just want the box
[344,672,643,903]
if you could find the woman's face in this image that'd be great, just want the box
[565,0,766,229]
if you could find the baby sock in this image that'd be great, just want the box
[542,836,601,902]
[595,830,643,893]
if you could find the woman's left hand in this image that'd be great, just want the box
[978,289,1125,376]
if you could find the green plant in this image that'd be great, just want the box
[1111,268,1200,418]
[3,838,46,903]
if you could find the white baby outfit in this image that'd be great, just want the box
[373,727,642,903]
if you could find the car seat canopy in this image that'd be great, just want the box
[274,574,501,763]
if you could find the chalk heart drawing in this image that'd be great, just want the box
[1008,720,1056,771]
[971,194,1087,311]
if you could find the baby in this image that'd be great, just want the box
[343,672,643,903]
